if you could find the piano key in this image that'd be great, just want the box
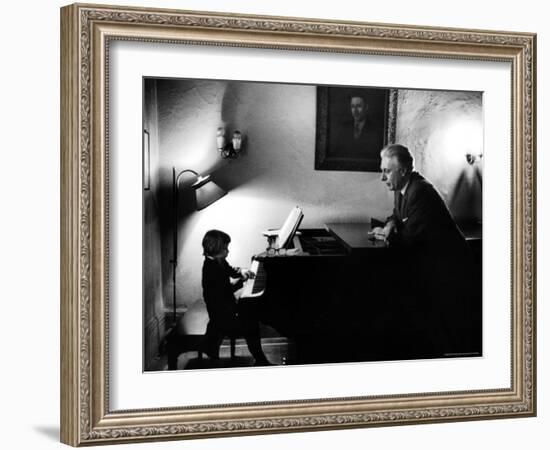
[240,259,266,298]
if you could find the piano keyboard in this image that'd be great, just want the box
[240,235,302,299]
[240,259,266,298]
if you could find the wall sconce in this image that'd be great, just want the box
[465,153,483,165]
[170,168,227,324]
[217,127,243,159]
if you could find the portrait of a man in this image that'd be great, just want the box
[315,87,396,172]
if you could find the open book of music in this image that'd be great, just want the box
[242,206,304,299]
[262,206,304,249]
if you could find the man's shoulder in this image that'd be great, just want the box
[408,172,429,190]
[407,172,440,200]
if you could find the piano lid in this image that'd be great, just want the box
[325,222,389,254]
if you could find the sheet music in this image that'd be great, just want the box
[277,206,303,249]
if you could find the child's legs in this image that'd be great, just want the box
[204,320,224,359]
[237,314,267,362]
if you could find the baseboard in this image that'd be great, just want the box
[144,311,166,371]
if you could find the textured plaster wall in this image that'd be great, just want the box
[396,89,483,222]
[143,80,165,363]
[146,79,483,312]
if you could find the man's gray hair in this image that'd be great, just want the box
[380,144,414,171]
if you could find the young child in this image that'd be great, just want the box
[201,229,271,366]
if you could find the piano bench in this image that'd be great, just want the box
[164,302,240,369]
[165,331,238,370]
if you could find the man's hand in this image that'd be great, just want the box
[368,221,396,241]
[368,226,388,241]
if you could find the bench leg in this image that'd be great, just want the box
[167,350,179,370]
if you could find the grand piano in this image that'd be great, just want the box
[240,220,482,365]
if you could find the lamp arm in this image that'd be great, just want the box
[171,167,199,324]
[172,168,199,264]
[175,168,198,187]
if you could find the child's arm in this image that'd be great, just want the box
[226,262,243,279]
[223,262,248,294]
[226,261,255,281]
[231,278,244,293]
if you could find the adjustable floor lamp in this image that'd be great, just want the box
[170,168,226,324]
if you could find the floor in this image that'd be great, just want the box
[179,337,293,370]
[149,335,294,371]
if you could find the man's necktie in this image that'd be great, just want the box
[397,192,404,218]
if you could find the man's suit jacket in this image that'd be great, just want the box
[389,171,467,253]
[387,172,475,350]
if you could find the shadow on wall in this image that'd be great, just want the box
[397,89,483,224]
[426,113,483,224]
[449,163,483,223]
[156,176,201,311]
[156,79,228,184]
[213,82,274,191]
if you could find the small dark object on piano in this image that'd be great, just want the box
[370,218,385,229]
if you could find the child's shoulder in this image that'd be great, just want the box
[203,257,226,270]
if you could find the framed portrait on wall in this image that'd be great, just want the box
[315,86,397,171]
[60,3,536,446]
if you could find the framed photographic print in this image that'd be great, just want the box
[60,3,536,446]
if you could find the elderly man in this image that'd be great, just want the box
[371,144,478,357]
[372,144,467,249]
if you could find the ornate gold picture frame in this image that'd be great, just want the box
[60,3,536,446]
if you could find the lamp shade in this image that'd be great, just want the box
[192,176,226,210]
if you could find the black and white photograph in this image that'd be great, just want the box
[143,77,483,372]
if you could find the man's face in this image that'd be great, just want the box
[350,97,367,122]
[380,156,407,191]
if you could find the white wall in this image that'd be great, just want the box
[2,1,547,450]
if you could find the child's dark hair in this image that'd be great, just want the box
[202,229,231,257]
